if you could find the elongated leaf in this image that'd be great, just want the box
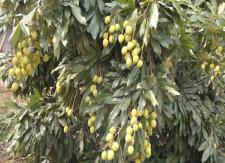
[71,3,87,25]
[149,2,159,29]
[165,86,180,96]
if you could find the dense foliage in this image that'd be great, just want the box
[0,0,225,163]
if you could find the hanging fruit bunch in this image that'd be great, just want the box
[103,16,143,69]
[7,26,50,93]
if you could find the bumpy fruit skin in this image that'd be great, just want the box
[210,76,215,81]
[151,112,157,119]
[125,25,133,35]
[118,34,124,43]
[133,124,139,131]
[92,75,98,83]
[115,23,120,31]
[124,53,131,60]
[135,159,141,163]
[85,96,91,103]
[127,41,134,50]
[105,133,113,142]
[131,109,137,117]
[90,84,97,92]
[67,109,73,117]
[210,63,215,69]
[138,122,143,129]
[8,68,15,76]
[88,119,93,127]
[103,32,109,39]
[132,55,139,64]
[112,142,119,151]
[144,109,149,119]
[92,89,98,96]
[201,64,206,70]
[56,84,62,94]
[123,21,129,28]
[101,150,107,160]
[136,60,143,68]
[109,35,114,43]
[121,46,128,55]
[109,25,116,34]
[104,16,111,24]
[107,150,115,160]
[214,65,220,72]
[97,76,103,84]
[90,115,96,123]
[64,125,69,133]
[127,145,134,155]
[90,126,95,134]
[43,54,49,62]
[15,68,22,76]
[145,146,151,158]
[151,119,157,128]
[125,134,133,143]
[11,82,19,92]
[109,127,116,134]
[126,58,132,67]
[126,126,133,134]
[132,48,140,56]
[125,34,131,42]
[31,30,38,40]
[130,116,137,124]
[12,57,19,65]
[103,39,109,48]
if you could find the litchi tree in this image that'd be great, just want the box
[0,0,225,163]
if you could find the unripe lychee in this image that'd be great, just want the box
[105,133,113,142]
[109,127,116,134]
[126,58,132,67]
[109,25,116,34]
[97,76,103,84]
[127,145,134,155]
[43,54,49,62]
[136,60,143,68]
[67,109,73,117]
[130,116,137,124]
[11,82,19,92]
[115,23,120,31]
[92,89,98,96]
[150,119,157,128]
[85,96,91,103]
[127,41,135,50]
[92,75,98,83]
[121,46,128,55]
[111,142,119,151]
[132,55,139,64]
[118,34,124,43]
[104,16,111,24]
[8,68,15,76]
[103,32,109,39]
[107,150,114,160]
[151,112,157,119]
[101,150,107,160]
[90,126,95,134]
[125,25,133,35]
[103,39,109,48]
[123,21,129,28]
[31,30,38,40]
[125,34,131,42]
[64,125,69,133]
[125,134,133,143]
[90,84,97,92]
[126,126,133,134]
[109,35,114,43]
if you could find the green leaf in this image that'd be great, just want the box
[149,2,159,29]
[146,90,158,107]
[165,86,180,96]
[202,147,211,162]
[139,18,146,37]
[70,3,87,25]
[9,24,22,47]
[198,141,208,151]
[151,39,161,56]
